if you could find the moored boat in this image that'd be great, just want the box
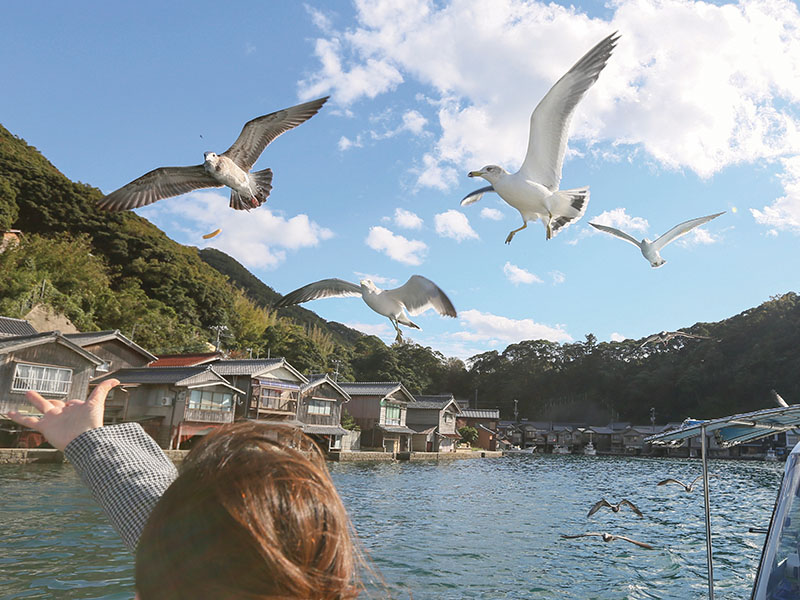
[552,444,570,455]
[583,441,597,456]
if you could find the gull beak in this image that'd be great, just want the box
[468,170,482,178]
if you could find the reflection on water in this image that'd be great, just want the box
[0,456,784,599]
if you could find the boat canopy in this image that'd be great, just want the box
[645,405,800,448]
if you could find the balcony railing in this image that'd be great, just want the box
[253,398,297,414]
[184,407,234,423]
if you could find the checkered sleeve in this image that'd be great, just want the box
[64,423,178,552]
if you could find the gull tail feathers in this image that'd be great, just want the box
[230,168,273,210]
[546,187,589,239]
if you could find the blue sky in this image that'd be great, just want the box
[3,0,799,359]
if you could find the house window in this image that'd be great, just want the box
[12,363,72,395]
[444,413,453,423]
[385,405,401,425]
[258,387,297,411]
[307,398,333,415]
[188,389,232,411]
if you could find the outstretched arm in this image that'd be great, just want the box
[8,380,178,551]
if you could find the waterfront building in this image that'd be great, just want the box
[408,394,462,452]
[93,366,244,448]
[337,382,416,453]
[0,331,104,446]
[497,421,523,446]
[64,330,156,374]
[299,373,351,452]
[456,408,500,450]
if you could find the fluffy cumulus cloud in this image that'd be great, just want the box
[610,332,626,342]
[480,207,504,220]
[393,207,423,229]
[365,226,427,264]
[455,309,573,345]
[138,191,333,270]
[434,209,478,241]
[590,207,649,233]
[503,262,542,285]
[301,0,800,233]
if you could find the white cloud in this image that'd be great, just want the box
[455,309,573,345]
[677,226,720,247]
[590,208,649,234]
[610,332,626,342]
[303,0,800,204]
[434,209,478,241]
[394,207,423,229]
[365,226,427,264]
[550,270,566,285]
[752,156,800,233]
[480,207,504,221]
[353,272,399,286]
[503,262,542,285]
[338,135,363,151]
[138,191,332,270]
[401,109,428,135]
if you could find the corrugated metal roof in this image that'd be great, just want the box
[459,408,500,420]
[149,352,221,367]
[0,317,37,338]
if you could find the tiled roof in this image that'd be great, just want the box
[410,399,452,410]
[149,352,221,367]
[209,358,284,375]
[302,424,349,435]
[377,424,416,434]
[0,331,102,364]
[64,330,157,361]
[94,366,240,391]
[0,317,37,338]
[414,394,454,403]
[459,408,500,420]
[408,424,437,434]
[300,374,351,401]
[338,382,402,396]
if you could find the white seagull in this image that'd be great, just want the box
[462,32,619,243]
[587,498,643,518]
[561,532,653,550]
[590,212,724,268]
[97,97,328,212]
[657,475,708,493]
[639,330,711,349]
[274,275,457,343]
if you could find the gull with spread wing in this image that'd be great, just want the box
[587,498,643,518]
[590,212,724,268]
[462,32,619,243]
[561,532,653,550]
[274,275,457,343]
[97,97,328,212]
[657,475,710,493]
[639,330,712,349]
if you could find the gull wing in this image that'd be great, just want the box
[772,390,789,408]
[97,165,220,211]
[690,475,704,487]
[561,533,601,540]
[589,222,642,249]
[587,499,611,517]
[652,212,725,251]
[274,278,361,308]
[385,275,457,318]
[221,97,329,170]
[519,33,619,191]
[616,535,654,550]
[620,499,643,517]
[657,478,683,487]
[461,185,495,206]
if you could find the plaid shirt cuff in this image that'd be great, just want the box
[65,423,178,552]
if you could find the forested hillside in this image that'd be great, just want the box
[0,123,797,422]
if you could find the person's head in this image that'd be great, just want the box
[135,421,362,599]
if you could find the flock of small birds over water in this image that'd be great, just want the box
[94,31,727,342]
[561,471,712,551]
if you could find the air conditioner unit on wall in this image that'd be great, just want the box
[161,397,173,407]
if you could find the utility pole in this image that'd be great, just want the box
[210,325,228,351]
[332,358,342,382]
[513,398,519,423]
[650,407,656,432]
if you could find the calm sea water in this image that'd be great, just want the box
[0,455,784,599]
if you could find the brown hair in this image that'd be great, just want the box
[135,421,364,599]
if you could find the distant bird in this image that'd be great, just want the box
[587,498,643,518]
[772,389,789,408]
[97,97,328,212]
[639,330,711,349]
[658,475,708,493]
[462,33,619,243]
[274,275,457,343]
[589,212,724,268]
[561,532,653,550]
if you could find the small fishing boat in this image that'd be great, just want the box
[583,441,597,456]
[552,444,570,455]
[764,447,777,462]
[504,445,535,455]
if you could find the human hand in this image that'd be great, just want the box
[7,378,120,451]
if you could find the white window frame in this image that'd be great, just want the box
[307,398,333,415]
[11,363,73,395]
[385,405,401,425]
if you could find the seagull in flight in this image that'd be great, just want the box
[639,330,711,349]
[97,97,328,212]
[274,275,457,343]
[590,212,724,268]
[462,32,619,243]
[561,532,653,550]
[658,475,709,493]
[587,498,643,518]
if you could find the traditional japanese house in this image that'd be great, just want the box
[0,331,103,446]
[210,358,308,424]
[337,381,416,453]
[93,366,243,449]
[64,330,156,374]
[456,408,500,450]
[581,426,614,453]
[0,317,37,339]
[497,421,523,446]
[298,374,351,452]
[407,394,462,452]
